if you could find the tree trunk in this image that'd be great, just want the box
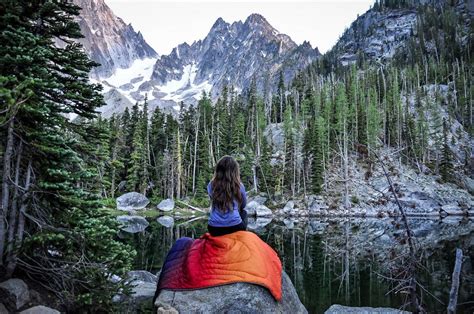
[447,249,463,314]
[192,115,199,194]
[1,119,15,265]
[5,159,32,277]
[6,142,22,265]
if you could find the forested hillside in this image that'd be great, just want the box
[93,0,473,208]
[0,0,472,311]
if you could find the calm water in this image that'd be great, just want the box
[121,216,474,313]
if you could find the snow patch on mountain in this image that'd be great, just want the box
[158,63,212,102]
[104,58,157,88]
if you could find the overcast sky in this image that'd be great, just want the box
[105,0,374,56]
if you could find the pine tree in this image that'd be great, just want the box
[367,87,380,155]
[310,117,324,194]
[108,114,124,198]
[440,118,454,182]
[195,93,213,198]
[0,1,134,310]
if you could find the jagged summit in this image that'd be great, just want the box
[244,13,272,27]
[95,13,320,116]
[211,17,228,30]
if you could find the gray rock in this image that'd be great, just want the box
[256,204,273,217]
[325,304,410,313]
[130,282,156,305]
[245,200,260,216]
[19,306,60,314]
[155,271,307,314]
[0,279,30,311]
[157,199,175,212]
[116,281,156,308]
[247,217,273,231]
[157,216,174,228]
[264,123,285,153]
[130,76,144,84]
[283,200,295,213]
[99,89,134,118]
[116,192,150,211]
[109,274,122,284]
[379,234,391,243]
[398,190,441,214]
[119,83,134,91]
[117,215,149,233]
[249,194,268,205]
[114,271,158,307]
[463,176,474,194]
[308,221,328,235]
[127,270,157,284]
[441,204,463,215]
[283,218,295,229]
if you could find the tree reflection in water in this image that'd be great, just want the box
[121,216,474,313]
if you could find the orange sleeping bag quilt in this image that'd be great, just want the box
[156,231,282,300]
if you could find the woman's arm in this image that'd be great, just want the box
[240,183,247,211]
[207,181,212,198]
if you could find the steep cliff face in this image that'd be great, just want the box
[325,0,473,67]
[72,0,157,79]
[95,13,320,115]
[328,7,418,66]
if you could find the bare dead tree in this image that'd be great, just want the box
[447,248,463,314]
[373,150,424,313]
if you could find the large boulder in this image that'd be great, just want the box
[20,306,60,314]
[155,271,307,313]
[157,199,175,212]
[306,195,328,215]
[116,192,150,211]
[157,216,174,228]
[127,271,158,284]
[245,200,260,216]
[247,217,273,232]
[127,271,157,306]
[397,191,441,215]
[256,204,273,217]
[263,123,286,166]
[283,200,295,213]
[113,271,157,310]
[117,215,149,233]
[264,123,285,153]
[249,194,268,205]
[325,304,410,313]
[0,278,30,311]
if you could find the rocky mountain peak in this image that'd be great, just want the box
[244,13,271,28]
[94,12,320,116]
[72,0,157,78]
[211,17,229,31]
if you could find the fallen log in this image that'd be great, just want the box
[175,200,207,213]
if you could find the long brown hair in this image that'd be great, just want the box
[210,156,243,213]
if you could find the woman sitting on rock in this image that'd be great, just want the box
[207,155,248,236]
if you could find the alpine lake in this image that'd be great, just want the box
[118,213,474,313]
